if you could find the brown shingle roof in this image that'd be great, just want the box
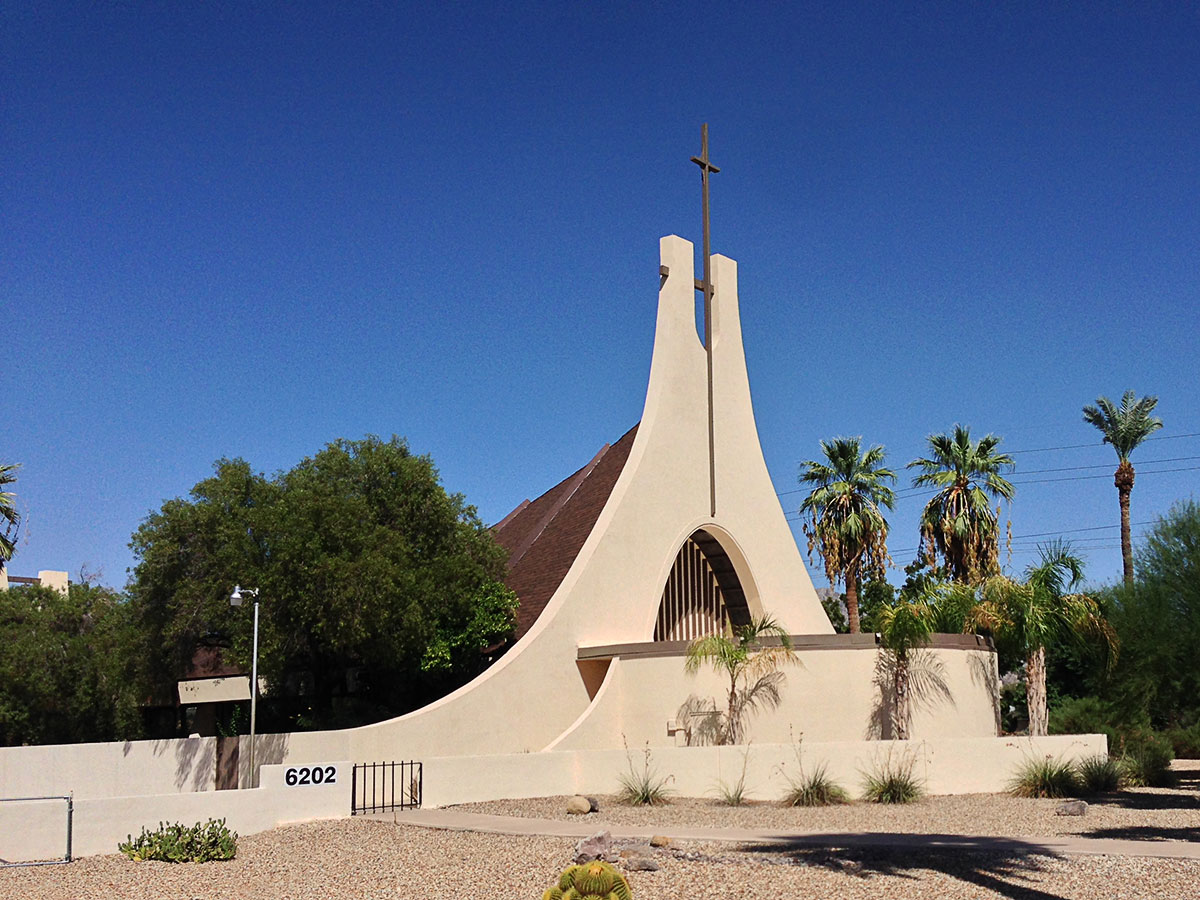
[494,424,639,639]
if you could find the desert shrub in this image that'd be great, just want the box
[617,742,672,806]
[784,763,850,807]
[861,753,923,804]
[1163,724,1200,759]
[543,860,632,900]
[119,818,237,863]
[715,749,751,806]
[1076,755,1122,794]
[1117,730,1175,787]
[1008,756,1080,798]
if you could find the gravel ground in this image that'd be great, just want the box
[454,759,1200,842]
[4,762,1198,899]
[3,817,1200,900]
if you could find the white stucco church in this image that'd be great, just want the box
[0,214,1107,861]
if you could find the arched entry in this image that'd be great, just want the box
[653,529,752,641]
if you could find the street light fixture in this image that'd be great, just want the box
[230,585,260,787]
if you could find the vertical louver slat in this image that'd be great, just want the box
[654,537,730,642]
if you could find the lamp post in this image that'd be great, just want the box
[230,585,260,788]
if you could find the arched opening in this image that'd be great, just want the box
[653,529,752,641]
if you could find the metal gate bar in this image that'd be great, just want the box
[0,794,72,867]
[351,761,421,815]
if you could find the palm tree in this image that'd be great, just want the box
[875,596,935,740]
[684,615,797,745]
[908,426,1015,584]
[1082,391,1163,586]
[799,438,896,633]
[0,462,19,570]
[970,541,1117,736]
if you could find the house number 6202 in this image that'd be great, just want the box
[285,765,336,786]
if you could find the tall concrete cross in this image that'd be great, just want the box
[691,123,720,517]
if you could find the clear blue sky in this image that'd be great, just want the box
[5,3,1198,591]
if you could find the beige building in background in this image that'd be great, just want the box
[0,568,68,594]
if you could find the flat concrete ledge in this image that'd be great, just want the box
[578,633,994,661]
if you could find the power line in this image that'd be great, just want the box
[780,435,1200,497]
[1007,432,1200,455]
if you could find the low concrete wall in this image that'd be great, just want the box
[420,735,1108,807]
[0,762,351,862]
[0,736,220,800]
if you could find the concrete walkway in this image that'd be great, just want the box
[384,807,1200,862]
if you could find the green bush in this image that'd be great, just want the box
[1049,695,1118,747]
[783,763,850,807]
[1118,731,1175,787]
[1163,724,1200,759]
[1076,755,1122,794]
[543,860,632,900]
[119,818,237,863]
[1008,757,1080,798]
[861,754,923,804]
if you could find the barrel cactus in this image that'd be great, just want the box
[542,860,633,900]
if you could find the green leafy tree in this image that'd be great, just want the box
[970,541,1117,736]
[0,581,145,745]
[0,462,19,569]
[1082,391,1164,586]
[908,425,1015,584]
[684,615,797,745]
[875,595,935,740]
[1102,500,1200,729]
[129,436,517,729]
[799,438,896,633]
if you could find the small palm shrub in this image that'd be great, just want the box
[1009,757,1080,798]
[119,818,237,863]
[1118,731,1175,787]
[861,754,923,804]
[1076,755,1122,794]
[543,860,633,900]
[784,763,850,807]
[617,742,672,805]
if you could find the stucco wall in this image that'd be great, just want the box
[419,735,1108,808]
[545,646,998,753]
[0,736,219,799]
[0,762,351,862]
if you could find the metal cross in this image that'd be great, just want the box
[691,123,720,517]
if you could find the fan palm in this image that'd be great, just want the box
[798,438,896,633]
[1082,391,1163,585]
[908,426,1014,584]
[970,540,1118,736]
[0,463,19,569]
[684,615,797,745]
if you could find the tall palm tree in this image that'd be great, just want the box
[970,541,1117,736]
[684,615,797,745]
[908,426,1014,584]
[0,462,19,570]
[1082,391,1163,586]
[798,438,896,633]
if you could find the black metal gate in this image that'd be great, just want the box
[351,761,422,815]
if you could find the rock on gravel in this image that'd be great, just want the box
[573,829,613,863]
[566,795,592,815]
[1056,800,1088,816]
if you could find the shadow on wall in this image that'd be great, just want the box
[968,651,1002,735]
[868,650,953,740]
